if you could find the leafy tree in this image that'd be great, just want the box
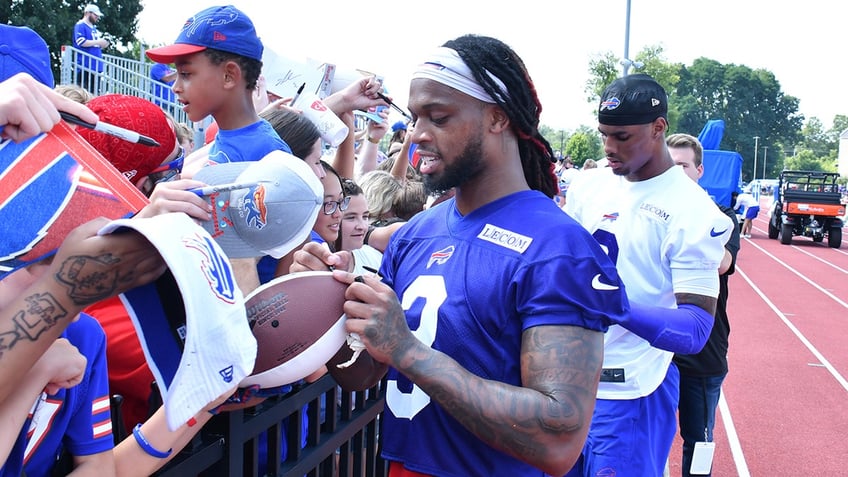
[585,51,621,105]
[784,149,831,172]
[584,45,807,182]
[566,126,603,165]
[831,115,848,136]
[2,0,143,82]
[676,59,803,180]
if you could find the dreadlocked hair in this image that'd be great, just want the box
[443,35,557,198]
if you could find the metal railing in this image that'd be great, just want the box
[155,375,388,477]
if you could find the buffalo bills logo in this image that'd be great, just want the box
[241,184,268,230]
[183,233,237,304]
[602,212,619,222]
[0,135,78,276]
[600,97,621,111]
[182,10,238,38]
[426,245,455,269]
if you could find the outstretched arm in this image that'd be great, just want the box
[623,293,717,354]
[0,73,99,143]
[0,218,165,403]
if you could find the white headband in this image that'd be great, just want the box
[412,47,508,104]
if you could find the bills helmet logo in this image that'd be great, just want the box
[182,10,238,38]
[427,245,455,269]
[0,136,78,268]
[241,185,268,230]
[600,97,621,111]
[184,233,238,304]
[602,212,619,222]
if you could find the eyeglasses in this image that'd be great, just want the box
[147,147,184,185]
[322,196,350,215]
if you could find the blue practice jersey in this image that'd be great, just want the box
[378,190,627,477]
[208,119,291,164]
[0,314,113,477]
[73,21,103,72]
[149,63,175,107]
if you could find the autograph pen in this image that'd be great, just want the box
[188,181,270,197]
[60,111,161,147]
[376,92,412,121]
[290,82,306,108]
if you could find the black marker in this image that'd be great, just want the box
[59,111,161,147]
[290,82,306,108]
[376,92,412,121]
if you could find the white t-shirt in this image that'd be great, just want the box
[735,192,759,211]
[352,245,383,275]
[566,166,732,399]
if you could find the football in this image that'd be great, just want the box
[239,271,348,388]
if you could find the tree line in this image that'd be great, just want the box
[542,45,846,182]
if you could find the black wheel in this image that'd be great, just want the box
[768,219,779,239]
[780,223,793,245]
[828,227,842,248]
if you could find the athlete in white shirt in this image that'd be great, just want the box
[564,74,732,477]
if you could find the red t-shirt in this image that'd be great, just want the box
[85,296,155,432]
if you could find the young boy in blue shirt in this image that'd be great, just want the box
[145,5,291,165]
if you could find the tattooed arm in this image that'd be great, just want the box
[0,218,165,403]
[335,272,604,476]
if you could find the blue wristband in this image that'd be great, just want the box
[133,423,172,458]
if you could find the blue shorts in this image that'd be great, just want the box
[745,206,760,219]
[565,364,680,477]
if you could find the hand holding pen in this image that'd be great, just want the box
[59,111,161,147]
[376,92,412,121]
[0,73,100,144]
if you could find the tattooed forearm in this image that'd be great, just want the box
[54,254,123,305]
[0,292,69,359]
[397,325,603,466]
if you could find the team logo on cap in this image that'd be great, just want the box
[183,10,238,38]
[184,233,238,304]
[242,185,268,230]
[600,97,621,111]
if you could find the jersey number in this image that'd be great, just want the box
[593,228,620,264]
[385,276,446,419]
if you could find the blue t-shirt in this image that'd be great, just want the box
[0,314,112,477]
[378,190,626,477]
[73,21,103,72]
[208,119,291,164]
[150,63,175,107]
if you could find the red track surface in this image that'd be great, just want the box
[667,198,848,476]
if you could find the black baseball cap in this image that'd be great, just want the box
[598,73,668,126]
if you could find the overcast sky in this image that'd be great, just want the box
[137,0,846,133]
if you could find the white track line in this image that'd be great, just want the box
[718,390,750,477]
[790,246,848,274]
[741,239,848,310]
[735,266,848,392]
[721,266,848,475]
